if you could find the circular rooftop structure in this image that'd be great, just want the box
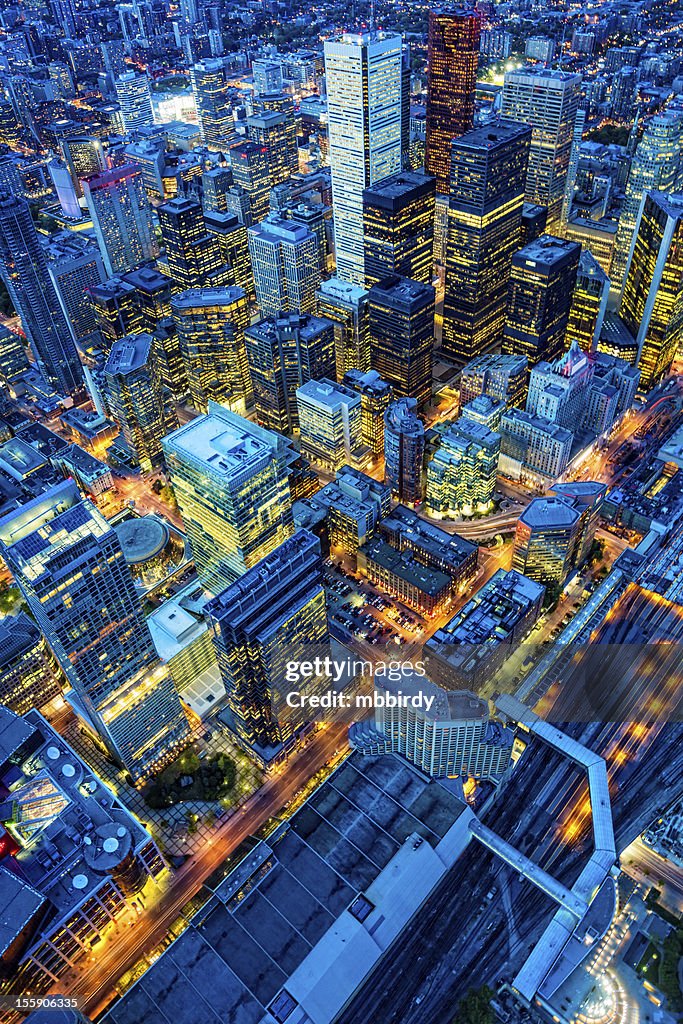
[115,516,170,565]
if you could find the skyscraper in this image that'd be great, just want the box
[424,6,481,194]
[171,287,252,414]
[369,275,434,407]
[103,333,166,472]
[459,352,529,408]
[501,68,582,232]
[158,196,228,289]
[88,277,143,352]
[443,119,531,363]
[343,369,393,457]
[230,141,270,224]
[204,210,254,299]
[619,191,683,391]
[316,277,371,379]
[116,72,154,133]
[205,529,328,761]
[190,58,234,149]
[324,31,403,285]
[245,312,335,433]
[82,164,156,277]
[0,192,83,395]
[162,403,294,594]
[566,250,609,352]
[246,110,296,185]
[384,396,425,504]
[248,213,320,317]
[610,110,683,290]
[512,496,581,589]
[296,378,364,472]
[363,170,436,288]
[47,241,106,343]
[0,480,190,780]
[502,235,580,368]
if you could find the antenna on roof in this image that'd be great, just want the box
[370,0,375,30]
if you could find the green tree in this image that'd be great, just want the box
[452,986,496,1024]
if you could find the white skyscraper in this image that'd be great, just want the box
[502,67,582,233]
[116,71,154,133]
[324,31,403,286]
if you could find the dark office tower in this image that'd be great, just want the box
[204,211,254,299]
[502,235,580,368]
[289,202,327,274]
[89,277,143,352]
[103,333,166,472]
[123,265,172,330]
[172,287,252,414]
[230,141,270,224]
[0,481,190,781]
[363,171,436,289]
[401,43,411,170]
[157,197,228,290]
[0,193,83,396]
[369,275,435,408]
[205,529,329,761]
[245,312,336,433]
[246,111,293,186]
[567,251,609,352]
[202,166,233,212]
[443,120,531,363]
[520,202,547,246]
[384,396,425,503]
[425,6,481,194]
[620,192,683,391]
[82,165,156,277]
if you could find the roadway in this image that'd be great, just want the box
[619,837,683,913]
[48,724,348,1020]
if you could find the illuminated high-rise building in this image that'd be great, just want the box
[60,135,106,197]
[362,170,436,288]
[103,333,166,472]
[162,403,294,594]
[245,312,335,433]
[204,210,254,299]
[230,141,270,223]
[343,369,393,457]
[424,6,480,194]
[296,378,364,472]
[316,277,371,379]
[324,31,403,285]
[611,110,683,290]
[619,191,683,391]
[501,68,582,232]
[190,58,234,149]
[123,264,173,330]
[502,235,580,368]
[89,277,143,352]
[427,417,500,516]
[443,119,531,363]
[246,110,295,186]
[116,72,154,133]
[82,164,156,277]
[47,242,106,343]
[384,396,425,503]
[205,529,328,761]
[0,481,190,781]
[566,250,609,352]
[158,196,228,289]
[171,287,252,414]
[512,496,581,589]
[202,165,234,212]
[248,213,320,317]
[254,91,300,173]
[0,192,83,396]
[459,352,529,408]
[369,275,434,408]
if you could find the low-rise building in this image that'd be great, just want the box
[357,538,452,614]
[427,418,500,516]
[499,409,573,486]
[378,506,478,593]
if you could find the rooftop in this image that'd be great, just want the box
[162,405,281,477]
[361,539,451,597]
[105,333,154,376]
[513,235,581,267]
[519,496,582,531]
[297,377,360,410]
[103,751,470,1024]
